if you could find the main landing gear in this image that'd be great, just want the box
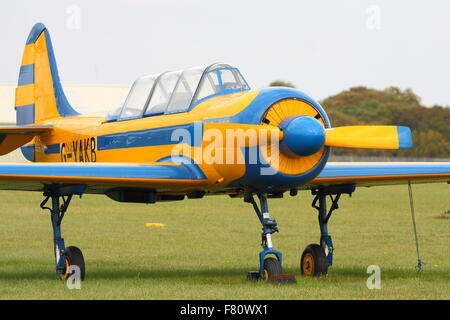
[245,185,354,281]
[300,184,354,277]
[40,185,86,280]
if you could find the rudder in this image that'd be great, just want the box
[15,23,79,125]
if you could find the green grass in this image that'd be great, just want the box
[0,183,448,299]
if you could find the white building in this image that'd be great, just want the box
[0,83,129,162]
[0,83,129,123]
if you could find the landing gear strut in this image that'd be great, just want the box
[246,193,283,281]
[300,184,355,276]
[40,185,86,280]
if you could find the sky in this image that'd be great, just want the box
[1,0,450,107]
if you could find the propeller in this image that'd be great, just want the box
[279,115,412,157]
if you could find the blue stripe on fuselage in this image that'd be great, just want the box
[44,143,61,154]
[97,122,202,151]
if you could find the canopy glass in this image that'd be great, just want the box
[107,63,250,122]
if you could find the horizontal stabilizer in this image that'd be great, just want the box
[0,125,53,156]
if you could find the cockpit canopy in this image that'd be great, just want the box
[107,63,250,122]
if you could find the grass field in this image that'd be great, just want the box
[0,183,448,300]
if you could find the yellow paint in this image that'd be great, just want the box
[33,31,60,122]
[198,147,246,187]
[14,84,34,107]
[325,126,399,149]
[192,91,259,120]
[0,134,34,156]
[203,123,281,148]
[21,44,35,66]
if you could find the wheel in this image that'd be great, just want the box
[300,244,328,277]
[59,246,85,281]
[263,257,282,280]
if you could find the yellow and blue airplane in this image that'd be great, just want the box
[1,23,449,281]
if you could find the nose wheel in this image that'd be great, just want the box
[246,193,284,281]
[263,257,283,280]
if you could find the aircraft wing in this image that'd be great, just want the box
[0,162,208,194]
[0,160,448,195]
[309,162,450,188]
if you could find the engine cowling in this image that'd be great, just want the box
[259,98,329,177]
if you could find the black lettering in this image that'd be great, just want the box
[84,139,90,162]
[91,137,97,162]
[72,141,78,161]
[62,138,96,162]
[78,140,84,162]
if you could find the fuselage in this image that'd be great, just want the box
[27,87,331,193]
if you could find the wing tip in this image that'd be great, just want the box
[397,126,413,149]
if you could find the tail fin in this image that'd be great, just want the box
[15,23,78,125]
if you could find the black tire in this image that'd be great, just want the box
[263,257,282,280]
[60,246,85,281]
[300,244,328,277]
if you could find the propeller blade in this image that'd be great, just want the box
[325,126,412,149]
